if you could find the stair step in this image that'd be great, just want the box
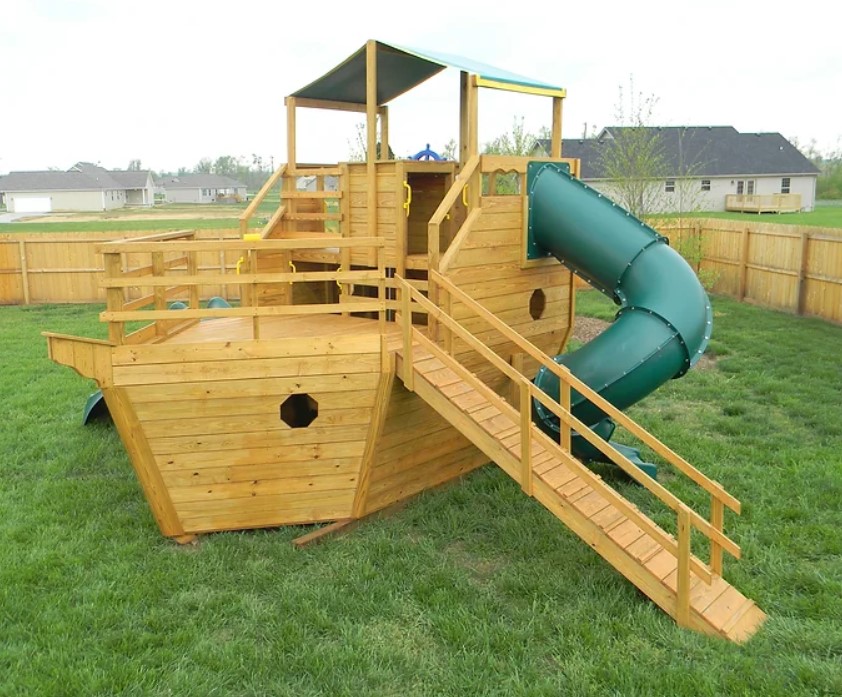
[698,585,747,625]
[608,520,646,549]
[724,603,766,643]
[720,597,758,636]
[573,490,611,518]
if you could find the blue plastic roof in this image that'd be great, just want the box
[291,40,564,106]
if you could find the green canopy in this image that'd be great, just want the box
[292,40,565,106]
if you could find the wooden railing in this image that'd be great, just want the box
[238,163,343,239]
[725,193,801,213]
[98,236,387,344]
[396,271,743,624]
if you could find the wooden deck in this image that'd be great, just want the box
[163,313,402,345]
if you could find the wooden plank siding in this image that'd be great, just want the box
[110,333,385,534]
[360,380,488,514]
[443,194,573,390]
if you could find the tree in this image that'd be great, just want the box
[481,117,544,194]
[194,158,213,174]
[596,77,669,218]
[441,139,457,161]
[483,116,540,157]
[127,159,142,171]
[213,155,240,178]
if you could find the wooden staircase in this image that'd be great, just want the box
[394,274,766,642]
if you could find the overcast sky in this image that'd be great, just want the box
[1,0,839,174]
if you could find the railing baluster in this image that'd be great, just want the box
[677,507,691,627]
[560,367,571,453]
[710,496,724,576]
[520,379,532,496]
[400,282,413,392]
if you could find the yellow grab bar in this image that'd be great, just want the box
[403,181,412,217]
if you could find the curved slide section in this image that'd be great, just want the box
[526,161,712,450]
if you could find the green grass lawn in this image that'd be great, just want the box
[1,296,841,695]
[652,201,842,230]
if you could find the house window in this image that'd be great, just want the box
[665,179,675,193]
[781,177,791,194]
[736,181,744,195]
[201,188,210,196]
[701,179,711,191]
[747,180,755,195]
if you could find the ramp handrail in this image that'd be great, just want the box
[396,272,741,603]
[428,270,740,568]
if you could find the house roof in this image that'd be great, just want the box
[538,127,820,179]
[292,40,565,106]
[109,170,152,188]
[0,163,153,193]
[157,173,247,190]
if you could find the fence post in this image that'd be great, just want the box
[738,226,750,300]
[796,232,810,316]
[18,240,31,305]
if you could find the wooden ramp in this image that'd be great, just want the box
[394,341,765,642]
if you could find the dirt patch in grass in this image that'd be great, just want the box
[572,316,717,370]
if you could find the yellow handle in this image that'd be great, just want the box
[462,185,468,207]
[288,260,296,285]
[403,181,412,217]
[336,266,343,294]
[237,233,261,275]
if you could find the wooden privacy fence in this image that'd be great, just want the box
[2,219,842,325]
[0,229,242,305]
[657,218,842,325]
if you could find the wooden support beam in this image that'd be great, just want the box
[552,97,563,158]
[380,105,389,160]
[286,97,297,168]
[366,40,378,238]
[459,71,469,166]
[292,519,358,548]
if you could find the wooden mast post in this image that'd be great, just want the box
[366,40,378,239]
[552,96,563,158]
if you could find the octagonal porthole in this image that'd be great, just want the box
[280,393,319,428]
[529,289,546,320]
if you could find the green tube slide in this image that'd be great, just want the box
[526,162,712,472]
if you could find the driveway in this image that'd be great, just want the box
[0,212,40,222]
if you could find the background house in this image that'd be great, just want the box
[536,127,820,213]
[156,174,248,204]
[0,162,155,213]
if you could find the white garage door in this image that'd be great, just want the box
[13,196,52,213]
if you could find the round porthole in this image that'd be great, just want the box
[529,289,546,320]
